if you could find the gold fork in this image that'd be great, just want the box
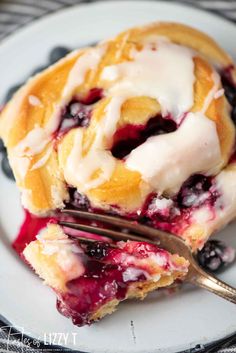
[59,209,236,304]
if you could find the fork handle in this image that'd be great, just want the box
[188,266,236,304]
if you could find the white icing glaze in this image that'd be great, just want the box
[15,127,50,156]
[201,71,220,114]
[36,228,85,278]
[63,44,107,98]
[125,112,221,193]
[13,127,51,176]
[14,117,59,174]
[30,146,52,171]
[214,167,236,223]
[150,198,173,211]
[148,197,173,217]
[13,47,107,178]
[65,39,199,190]
[102,66,119,81]
[13,35,225,208]
[71,38,222,194]
[64,96,126,190]
[103,96,126,136]
[64,129,112,191]
[152,274,162,281]
[192,207,213,224]
[122,267,151,282]
[28,95,42,107]
[102,39,195,120]
[150,253,168,268]
[214,88,224,99]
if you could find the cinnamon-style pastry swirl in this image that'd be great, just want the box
[1,22,236,249]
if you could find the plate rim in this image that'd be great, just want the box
[0,315,235,353]
[1,0,236,352]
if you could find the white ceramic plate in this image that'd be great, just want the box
[1,1,236,352]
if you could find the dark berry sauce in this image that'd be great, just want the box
[135,174,219,240]
[12,210,53,255]
[229,151,236,164]
[13,208,174,327]
[85,241,110,260]
[57,262,128,326]
[111,115,177,159]
[56,240,171,326]
[13,206,111,259]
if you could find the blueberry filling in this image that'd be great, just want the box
[68,188,91,210]
[111,115,177,159]
[66,173,218,245]
[56,88,103,136]
[58,100,92,132]
[57,260,129,326]
[137,174,218,237]
[79,88,103,105]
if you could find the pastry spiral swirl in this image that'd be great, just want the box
[1,22,236,249]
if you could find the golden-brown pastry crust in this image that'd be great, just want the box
[0,51,85,213]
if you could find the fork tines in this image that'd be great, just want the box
[59,209,160,244]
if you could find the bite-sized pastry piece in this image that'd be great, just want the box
[1,22,236,251]
[23,224,189,326]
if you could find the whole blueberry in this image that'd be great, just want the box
[177,174,212,208]
[223,83,236,106]
[49,46,71,64]
[231,106,236,125]
[197,240,235,272]
[0,139,6,153]
[85,242,109,260]
[1,155,15,181]
[4,84,22,103]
